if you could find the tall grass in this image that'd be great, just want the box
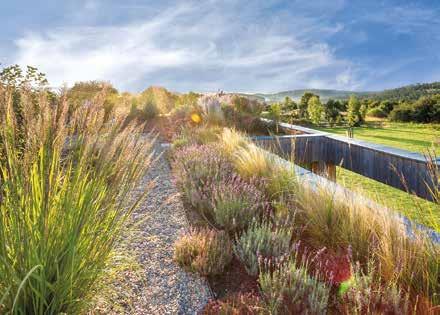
[219,129,298,201]
[219,127,439,308]
[0,85,152,314]
[291,174,440,307]
[233,144,275,180]
[219,128,248,158]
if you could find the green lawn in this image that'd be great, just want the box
[316,121,440,153]
[315,121,440,231]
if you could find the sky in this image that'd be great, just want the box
[1,0,439,93]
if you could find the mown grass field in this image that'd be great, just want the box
[317,121,440,153]
[316,121,440,231]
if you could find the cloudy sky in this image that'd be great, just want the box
[1,0,439,93]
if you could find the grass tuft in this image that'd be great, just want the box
[0,86,152,314]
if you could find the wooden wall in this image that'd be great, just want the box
[252,123,438,201]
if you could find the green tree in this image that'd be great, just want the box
[307,96,324,125]
[282,96,297,111]
[412,95,440,123]
[299,92,318,118]
[347,95,362,127]
[268,103,282,133]
[378,100,395,113]
[324,99,342,126]
[360,103,368,122]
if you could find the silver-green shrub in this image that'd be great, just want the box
[259,259,330,315]
[234,221,291,276]
[212,174,266,233]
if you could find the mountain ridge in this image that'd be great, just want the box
[236,82,440,103]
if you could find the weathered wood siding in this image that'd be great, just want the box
[253,122,439,201]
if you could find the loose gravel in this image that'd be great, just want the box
[93,143,211,314]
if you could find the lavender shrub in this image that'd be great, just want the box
[234,221,292,276]
[173,144,234,222]
[211,174,268,233]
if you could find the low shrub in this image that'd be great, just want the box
[238,114,270,134]
[211,174,267,233]
[234,221,292,276]
[171,137,189,151]
[222,99,270,134]
[141,100,159,120]
[174,229,233,276]
[259,259,330,315]
[232,96,265,116]
[203,107,225,126]
[338,262,409,315]
[388,105,414,122]
[173,144,234,217]
[366,107,387,118]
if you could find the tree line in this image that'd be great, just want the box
[3,64,440,131]
[266,91,440,127]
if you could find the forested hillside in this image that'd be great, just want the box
[365,82,440,102]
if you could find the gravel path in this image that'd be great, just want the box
[94,143,211,314]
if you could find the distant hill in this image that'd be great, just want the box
[238,82,440,103]
[365,82,440,102]
[249,89,372,102]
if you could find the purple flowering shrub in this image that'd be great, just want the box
[173,144,234,219]
[211,174,268,233]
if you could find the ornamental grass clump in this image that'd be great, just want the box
[259,259,330,315]
[231,140,298,202]
[219,128,249,158]
[296,183,440,306]
[174,228,233,276]
[233,144,276,180]
[0,84,152,314]
[234,221,292,276]
[211,174,267,233]
[173,144,233,217]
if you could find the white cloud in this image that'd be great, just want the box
[13,1,356,92]
[84,0,99,11]
[362,3,440,35]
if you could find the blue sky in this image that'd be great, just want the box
[1,0,439,93]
